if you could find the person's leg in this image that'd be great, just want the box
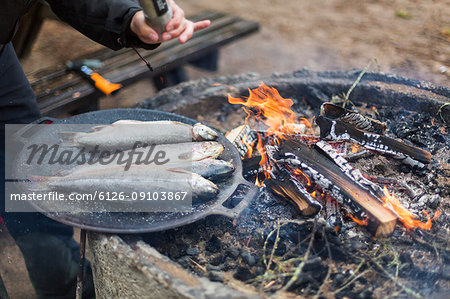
[0,42,94,298]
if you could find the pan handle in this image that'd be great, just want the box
[12,117,59,144]
[210,179,260,218]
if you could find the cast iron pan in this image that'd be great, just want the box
[12,108,258,233]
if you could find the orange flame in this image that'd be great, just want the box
[348,213,369,226]
[228,82,301,139]
[381,186,441,230]
[350,144,360,153]
[228,82,309,185]
[254,134,271,186]
[300,117,314,133]
[292,168,312,187]
[242,135,254,158]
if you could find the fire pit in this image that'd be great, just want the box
[89,69,449,298]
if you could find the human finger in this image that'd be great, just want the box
[165,0,184,32]
[130,10,160,43]
[179,21,194,43]
[193,20,211,32]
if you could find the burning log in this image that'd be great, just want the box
[320,102,387,134]
[314,140,386,199]
[264,170,322,216]
[315,116,431,169]
[226,125,258,158]
[268,139,398,237]
[325,195,343,232]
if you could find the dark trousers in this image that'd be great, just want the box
[0,43,94,299]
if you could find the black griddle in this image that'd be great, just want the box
[11,108,258,233]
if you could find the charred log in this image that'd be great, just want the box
[314,140,386,199]
[264,170,322,216]
[242,156,265,181]
[268,140,398,237]
[315,116,431,168]
[320,102,387,134]
[226,125,258,158]
[325,196,343,232]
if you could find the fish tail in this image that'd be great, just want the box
[28,175,49,191]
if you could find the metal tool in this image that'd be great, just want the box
[133,0,174,72]
[139,0,173,37]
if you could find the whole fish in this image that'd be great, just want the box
[32,166,219,201]
[62,141,225,174]
[186,158,235,181]
[60,157,233,183]
[61,120,218,151]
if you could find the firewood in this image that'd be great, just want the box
[316,116,431,168]
[320,102,387,134]
[226,125,258,158]
[264,170,322,216]
[268,140,398,237]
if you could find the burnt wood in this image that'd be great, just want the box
[265,170,322,216]
[30,12,260,117]
[316,116,431,167]
[270,139,398,237]
[320,102,387,134]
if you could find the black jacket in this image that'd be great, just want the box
[1,0,158,50]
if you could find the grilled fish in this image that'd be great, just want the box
[32,166,219,201]
[61,155,233,183]
[62,141,225,174]
[61,120,218,151]
[188,158,235,181]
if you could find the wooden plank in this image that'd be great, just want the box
[36,12,259,116]
[29,11,227,86]
[35,13,257,102]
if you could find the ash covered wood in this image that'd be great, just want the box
[269,139,398,237]
[320,102,387,134]
[316,115,431,168]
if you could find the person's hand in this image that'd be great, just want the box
[130,0,210,44]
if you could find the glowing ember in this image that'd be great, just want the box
[242,135,254,158]
[292,168,312,187]
[350,144,360,153]
[348,213,369,226]
[255,134,271,186]
[381,186,440,230]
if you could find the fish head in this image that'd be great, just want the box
[191,173,219,198]
[191,142,224,160]
[192,123,218,141]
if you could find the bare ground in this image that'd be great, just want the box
[2,0,449,298]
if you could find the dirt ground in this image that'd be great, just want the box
[1,0,449,298]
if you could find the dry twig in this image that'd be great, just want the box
[279,218,318,292]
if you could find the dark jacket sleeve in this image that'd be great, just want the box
[45,0,159,50]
